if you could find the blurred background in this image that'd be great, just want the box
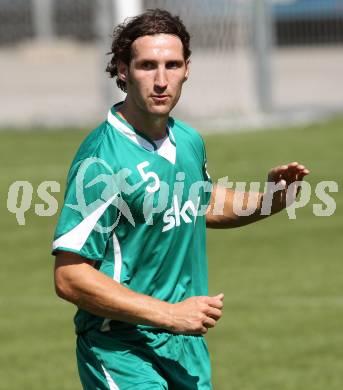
[0,1,342,390]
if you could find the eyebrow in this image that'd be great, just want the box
[135,58,184,64]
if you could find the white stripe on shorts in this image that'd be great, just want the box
[101,364,120,390]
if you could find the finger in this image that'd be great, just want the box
[280,162,302,172]
[185,327,207,335]
[296,171,306,182]
[203,316,216,328]
[205,307,222,320]
[282,163,301,178]
[203,293,224,304]
[283,162,299,178]
[287,161,299,169]
[294,164,309,173]
[268,165,287,182]
[297,168,310,181]
[287,163,310,176]
[294,168,309,196]
[283,164,308,184]
[270,163,309,189]
[207,297,224,309]
[285,171,298,184]
[288,164,303,176]
[292,166,309,185]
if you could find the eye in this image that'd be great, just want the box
[166,61,183,69]
[140,61,155,70]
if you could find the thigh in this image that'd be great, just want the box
[76,331,168,390]
[137,331,212,390]
[164,334,212,390]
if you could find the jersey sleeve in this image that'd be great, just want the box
[52,157,118,261]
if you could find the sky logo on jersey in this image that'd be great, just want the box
[162,195,201,232]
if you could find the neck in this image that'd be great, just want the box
[118,99,168,141]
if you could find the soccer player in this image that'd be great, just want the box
[53,9,309,390]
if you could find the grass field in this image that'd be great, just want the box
[0,118,342,390]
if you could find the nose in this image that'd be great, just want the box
[154,66,168,91]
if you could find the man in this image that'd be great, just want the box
[53,9,309,390]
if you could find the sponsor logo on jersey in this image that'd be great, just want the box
[162,195,201,232]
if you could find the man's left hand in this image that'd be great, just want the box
[266,161,310,214]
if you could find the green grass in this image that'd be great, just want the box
[0,118,342,389]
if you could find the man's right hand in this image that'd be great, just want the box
[166,293,224,335]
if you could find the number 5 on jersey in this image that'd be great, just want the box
[137,161,160,193]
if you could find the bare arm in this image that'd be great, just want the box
[54,251,224,334]
[206,162,310,228]
[206,186,264,228]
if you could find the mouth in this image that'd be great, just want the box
[151,95,169,103]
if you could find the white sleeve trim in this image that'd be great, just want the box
[52,193,118,252]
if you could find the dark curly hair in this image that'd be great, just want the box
[106,8,191,92]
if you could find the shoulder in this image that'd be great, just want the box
[71,121,112,165]
[171,117,201,138]
[170,117,204,148]
[66,121,118,183]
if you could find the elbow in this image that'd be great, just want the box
[54,252,89,303]
[206,214,235,229]
[54,268,74,302]
[54,280,67,300]
[54,277,69,301]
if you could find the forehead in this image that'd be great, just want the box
[131,34,184,60]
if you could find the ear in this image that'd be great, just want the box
[117,60,128,82]
[184,59,190,82]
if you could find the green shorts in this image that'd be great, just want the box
[76,328,212,389]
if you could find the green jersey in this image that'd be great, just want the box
[53,103,212,334]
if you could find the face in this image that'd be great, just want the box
[118,33,189,117]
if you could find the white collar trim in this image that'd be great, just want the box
[107,109,154,152]
[107,108,176,164]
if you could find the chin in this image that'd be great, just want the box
[149,104,172,116]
